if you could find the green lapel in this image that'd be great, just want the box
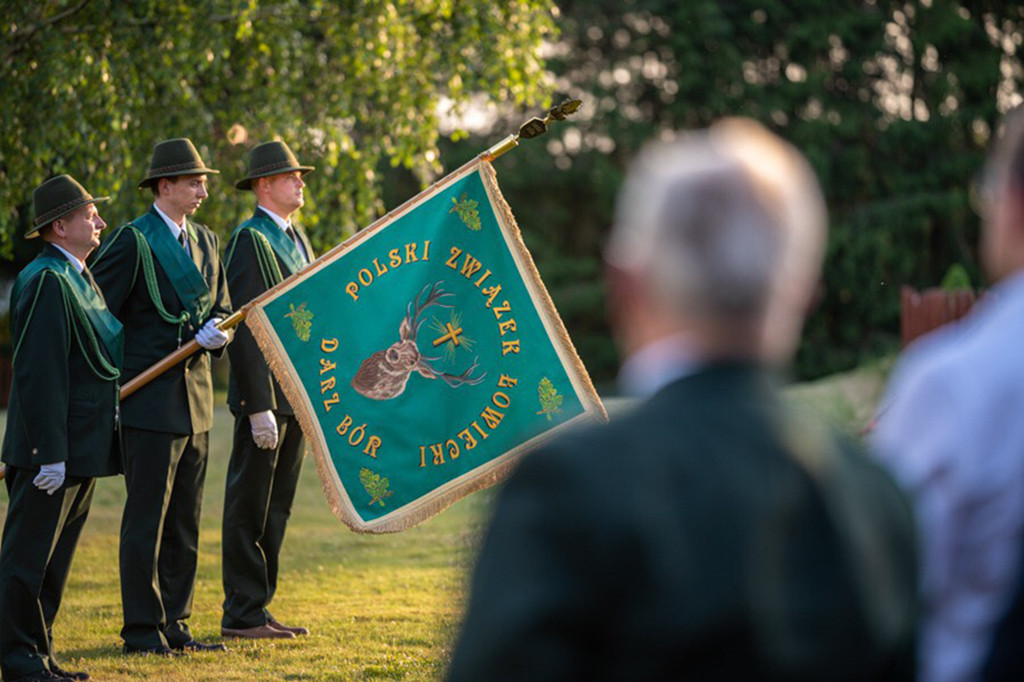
[12,246,124,366]
[132,208,213,323]
[245,208,307,275]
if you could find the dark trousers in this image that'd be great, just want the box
[0,466,94,681]
[222,413,304,629]
[119,427,208,650]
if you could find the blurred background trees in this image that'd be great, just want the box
[3,0,1023,383]
[0,0,555,254]
[438,0,1022,383]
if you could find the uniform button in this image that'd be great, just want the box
[32,448,38,454]
[184,367,190,376]
[241,400,247,407]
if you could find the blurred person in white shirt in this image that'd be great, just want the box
[872,106,1024,682]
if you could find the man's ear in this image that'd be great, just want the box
[604,260,642,330]
[1008,183,1024,237]
[50,217,67,239]
[603,261,630,309]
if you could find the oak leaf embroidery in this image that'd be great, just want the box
[449,192,481,231]
[360,467,395,507]
[536,377,563,421]
[284,302,314,342]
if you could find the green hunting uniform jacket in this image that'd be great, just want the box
[224,208,313,417]
[90,207,232,434]
[1,244,122,476]
[449,363,919,682]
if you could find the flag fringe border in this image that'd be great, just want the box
[247,159,606,534]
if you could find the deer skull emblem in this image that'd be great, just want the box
[351,281,486,401]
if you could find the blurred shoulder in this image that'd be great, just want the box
[189,219,222,248]
[227,225,259,248]
[185,216,212,236]
[508,395,676,497]
[94,223,139,256]
[228,218,255,239]
[834,429,912,504]
[884,301,1024,421]
[14,267,63,304]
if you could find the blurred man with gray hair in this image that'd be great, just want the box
[448,119,918,681]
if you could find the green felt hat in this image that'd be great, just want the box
[236,141,315,190]
[28,174,109,239]
[138,138,220,189]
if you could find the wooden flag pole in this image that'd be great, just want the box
[0,98,582,483]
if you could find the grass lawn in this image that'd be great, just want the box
[0,363,890,680]
[786,355,894,438]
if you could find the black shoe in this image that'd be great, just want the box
[49,664,89,681]
[13,671,71,681]
[122,644,180,656]
[173,640,227,653]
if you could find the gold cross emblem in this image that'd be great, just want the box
[432,322,464,347]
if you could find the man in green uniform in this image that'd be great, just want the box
[0,175,122,682]
[448,120,919,681]
[91,138,232,655]
[221,141,314,640]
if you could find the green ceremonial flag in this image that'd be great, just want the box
[247,158,606,533]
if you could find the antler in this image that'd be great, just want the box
[403,281,454,341]
[431,356,487,388]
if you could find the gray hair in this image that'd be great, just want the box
[606,119,826,357]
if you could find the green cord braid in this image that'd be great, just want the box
[254,231,284,286]
[62,277,121,380]
[13,271,120,381]
[129,228,191,328]
[12,270,65,364]
[225,228,283,289]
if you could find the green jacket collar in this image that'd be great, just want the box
[13,244,124,367]
[242,208,307,275]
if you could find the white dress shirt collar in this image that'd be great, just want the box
[50,243,84,273]
[152,202,187,240]
[618,333,699,398]
[258,205,291,233]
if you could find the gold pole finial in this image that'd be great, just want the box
[482,98,583,162]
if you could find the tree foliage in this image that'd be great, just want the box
[0,0,556,262]
[465,0,1023,381]
[6,1,1024,382]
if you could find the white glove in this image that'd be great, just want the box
[250,410,279,450]
[33,462,66,495]
[196,317,230,350]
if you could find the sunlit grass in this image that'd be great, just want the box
[0,363,891,680]
[786,355,895,437]
[0,406,493,681]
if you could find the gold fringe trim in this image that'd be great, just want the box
[247,307,360,533]
[479,161,607,423]
[245,158,606,534]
